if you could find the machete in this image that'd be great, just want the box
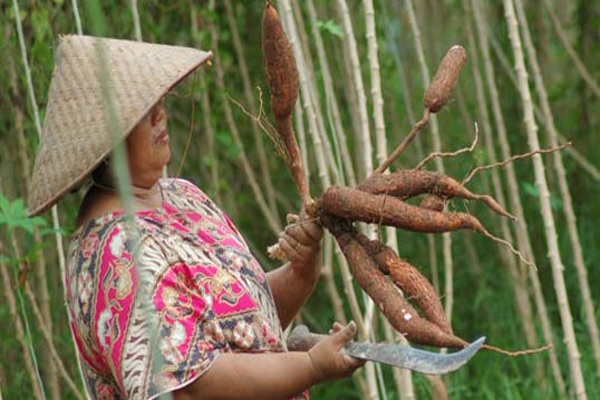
[287,325,484,375]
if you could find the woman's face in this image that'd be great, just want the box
[125,100,170,186]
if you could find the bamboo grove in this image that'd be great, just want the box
[1,1,599,399]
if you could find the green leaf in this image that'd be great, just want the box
[521,182,539,197]
[317,19,344,38]
[0,195,47,234]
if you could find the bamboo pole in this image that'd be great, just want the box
[7,236,85,400]
[276,2,376,397]
[470,1,566,393]
[541,0,600,99]
[0,259,44,400]
[5,26,62,400]
[206,9,281,235]
[305,0,357,187]
[514,0,600,381]
[462,0,544,386]
[363,1,415,398]
[130,0,142,41]
[10,5,67,398]
[502,0,587,397]
[223,0,279,215]
[294,102,310,189]
[277,0,330,191]
[336,0,373,181]
[486,33,600,183]
[289,2,340,186]
[404,0,456,326]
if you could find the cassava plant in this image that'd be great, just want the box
[261,0,556,354]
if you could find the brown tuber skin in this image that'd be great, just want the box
[354,231,453,335]
[315,185,486,233]
[419,195,446,212]
[262,2,299,119]
[424,45,467,113]
[357,169,515,220]
[323,216,467,349]
[262,1,309,203]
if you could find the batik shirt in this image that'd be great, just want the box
[66,178,309,399]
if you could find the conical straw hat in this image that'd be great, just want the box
[27,35,212,216]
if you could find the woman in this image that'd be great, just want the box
[28,36,362,399]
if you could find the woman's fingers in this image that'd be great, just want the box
[283,220,323,247]
[278,236,303,263]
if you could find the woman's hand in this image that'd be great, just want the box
[308,321,366,383]
[278,214,323,281]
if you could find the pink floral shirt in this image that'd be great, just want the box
[66,178,309,399]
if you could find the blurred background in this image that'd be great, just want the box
[1,0,599,398]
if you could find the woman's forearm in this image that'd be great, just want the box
[174,351,315,400]
[267,262,318,329]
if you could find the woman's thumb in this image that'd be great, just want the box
[336,320,357,343]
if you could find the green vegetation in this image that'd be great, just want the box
[1,0,599,398]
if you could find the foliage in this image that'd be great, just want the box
[1,0,599,399]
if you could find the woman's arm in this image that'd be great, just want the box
[266,219,323,329]
[172,322,363,400]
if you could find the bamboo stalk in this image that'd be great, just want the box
[294,102,310,188]
[207,8,281,235]
[0,258,44,400]
[276,2,376,397]
[404,0,455,327]
[336,0,373,180]
[470,1,566,393]
[277,0,330,191]
[514,0,600,381]
[541,0,600,99]
[305,0,357,187]
[363,1,415,397]
[487,33,600,183]
[462,0,544,385]
[198,73,222,205]
[289,2,340,186]
[223,0,279,215]
[10,7,67,399]
[6,40,61,400]
[502,0,587,397]
[70,0,83,35]
[130,0,142,41]
[332,3,382,397]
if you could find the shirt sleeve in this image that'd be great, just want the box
[144,235,229,399]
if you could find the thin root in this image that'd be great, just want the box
[227,87,290,164]
[483,343,552,357]
[462,142,571,185]
[481,229,537,270]
[415,122,479,170]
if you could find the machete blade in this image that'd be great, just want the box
[345,336,486,375]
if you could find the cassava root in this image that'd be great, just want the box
[357,169,516,220]
[323,215,468,348]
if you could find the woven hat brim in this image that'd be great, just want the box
[27,36,212,217]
